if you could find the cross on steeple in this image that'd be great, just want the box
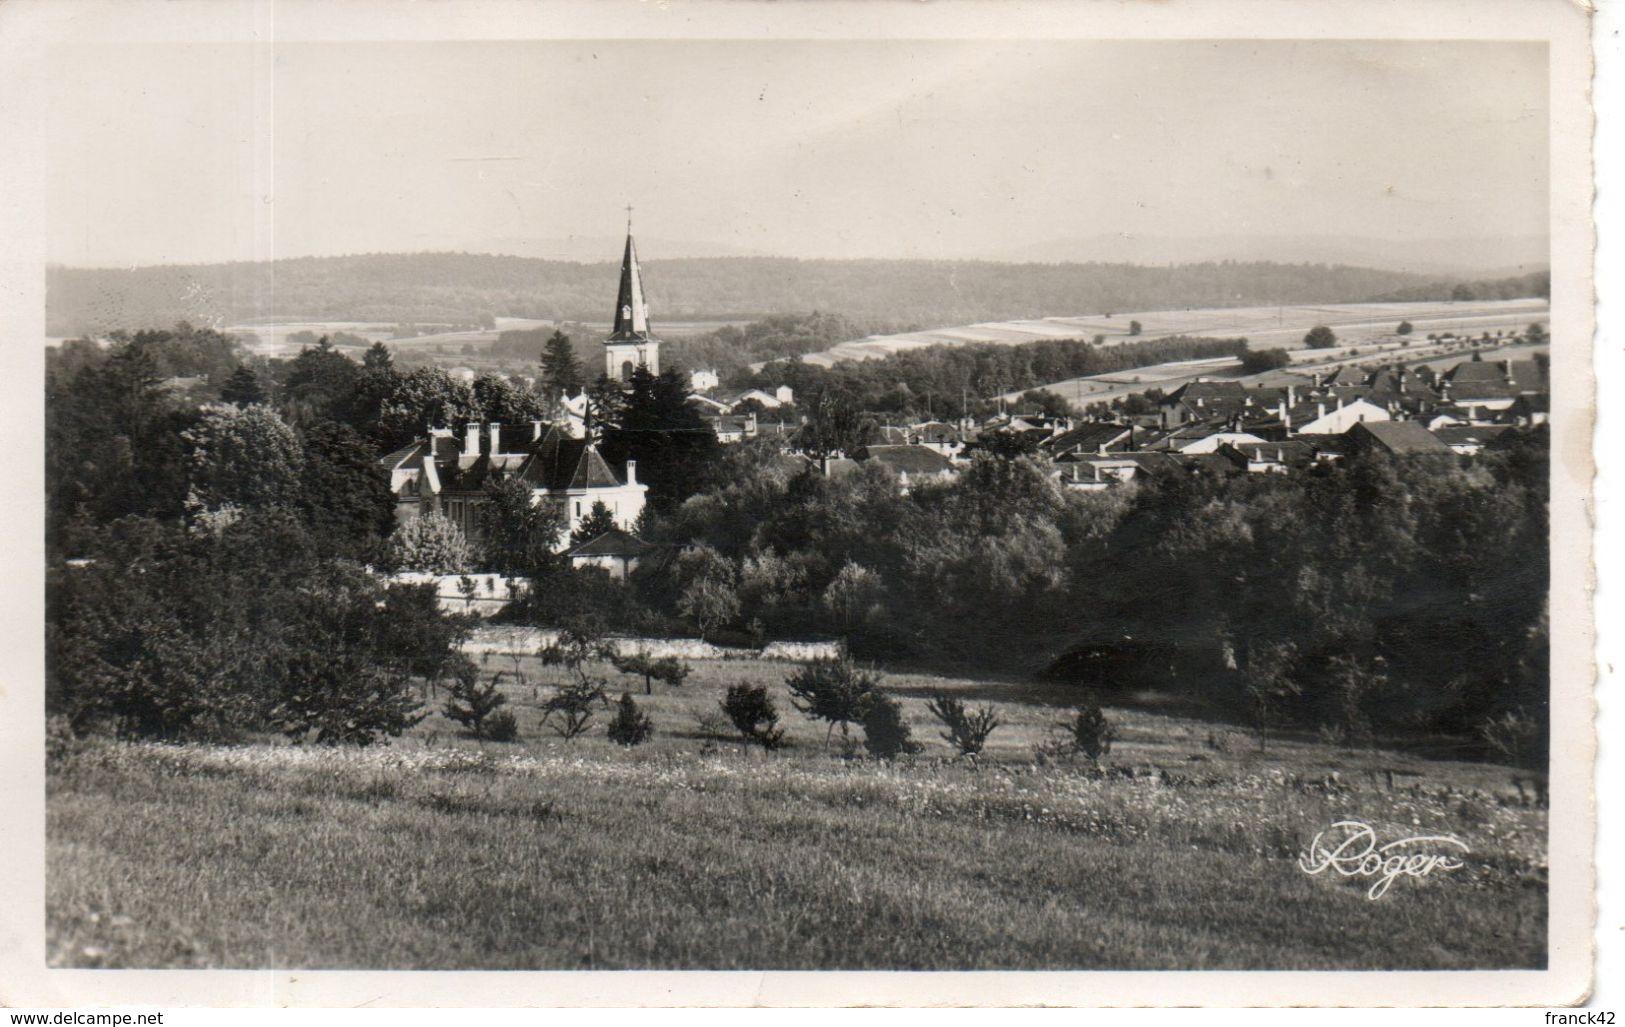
[625,203,633,231]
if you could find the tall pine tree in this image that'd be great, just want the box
[540,330,585,399]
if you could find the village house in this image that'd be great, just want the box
[380,421,648,543]
[851,444,958,491]
[567,527,660,581]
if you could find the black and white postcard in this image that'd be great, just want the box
[0,0,1603,1010]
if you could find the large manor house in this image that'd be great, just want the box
[379,226,658,541]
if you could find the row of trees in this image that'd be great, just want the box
[590,430,1548,756]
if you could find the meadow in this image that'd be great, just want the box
[46,657,1548,971]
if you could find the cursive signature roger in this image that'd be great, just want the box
[1298,820,1470,900]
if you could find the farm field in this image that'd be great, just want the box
[1010,335,1549,409]
[47,656,1547,971]
[807,298,1549,368]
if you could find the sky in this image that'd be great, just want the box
[45,39,1549,267]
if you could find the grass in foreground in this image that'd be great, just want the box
[47,660,1547,970]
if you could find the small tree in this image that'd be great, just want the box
[860,692,920,759]
[1128,320,1142,336]
[220,364,266,406]
[1525,321,1549,345]
[1303,325,1337,349]
[389,513,473,574]
[1244,641,1300,753]
[1396,320,1413,336]
[1057,702,1116,766]
[541,678,608,740]
[678,572,740,641]
[441,655,510,739]
[720,684,785,749]
[785,657,880,748]
[926,693,1001,757]
[606,692,654,747]
[612,649,690,694]
[570,500,620,548]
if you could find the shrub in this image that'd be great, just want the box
[860,692,920,759]
[785,657,880,747]
[926,693,1001,756]
[484,709,520,743]
[1058,702,1116,765]
[606,692,655,747]
[612,649,690,694]
[388,513,472,574]
[720,684,785,750]
[441,657,509,739]
[541,679,608,741]
[1303,325,1337,349]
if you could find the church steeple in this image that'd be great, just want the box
[603,207,660,381]
[610,207,651,341]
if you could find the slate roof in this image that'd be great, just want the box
[1431,425,1512,449]
[1043,422,1132,456]
[380,424,627,497]
[568,528,658,559]
[1346,420,1453,455]
[854,445,956,475]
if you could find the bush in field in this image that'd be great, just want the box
[606,692,654,747]
[926,693,1001,757]
[612,649,690,694]
[484,709,520,743]
[1303,325,1337,349]
[1480,707,1546,770]
[441,656,510,739]
[1239,347,1291,374]
[720,684,785,750]
[1058,702,1116,765]
[786,657,880,747]
[541,678,608,741]
[860,692,920,759]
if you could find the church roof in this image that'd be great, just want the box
[608,219,655,343]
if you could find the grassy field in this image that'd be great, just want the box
[46,658,1548,970]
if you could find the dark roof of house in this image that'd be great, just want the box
[1220,440,1319,468]
[380,424,626,496]
[1431,425,1512,447]
[1044,421,1132,455]
[1510,393,1551,413]
[854,444,955,475]
[1346,420,1453,454]
[1444,360,1507,384]
[568,528,658,559]
[1508,359,1549,391]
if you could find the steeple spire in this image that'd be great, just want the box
[610,210,650,341]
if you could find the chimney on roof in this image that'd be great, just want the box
[1287,385,1296,407]
[1503,359,1515,382]
[1312,372,1323,389]
[489,422,501,456]
[1317,401,1326,422]
[532,419,544,441]
[464,422,479,459]
[1277,400,1292,434]
[1336,395,1345,411]
[626,459,638,486]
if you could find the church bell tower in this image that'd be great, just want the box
[604,207,660,383]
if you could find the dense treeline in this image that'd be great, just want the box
[608,436,1549,758]
[1376,270,1551,304]
[47,253,1492,336]
[737,334,1248,419]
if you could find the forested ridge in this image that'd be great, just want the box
[44,252,1530,337]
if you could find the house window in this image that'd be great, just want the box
[575,501,581,518]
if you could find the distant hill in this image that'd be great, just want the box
[992,233,1550,278]
[44,252,1540,338]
